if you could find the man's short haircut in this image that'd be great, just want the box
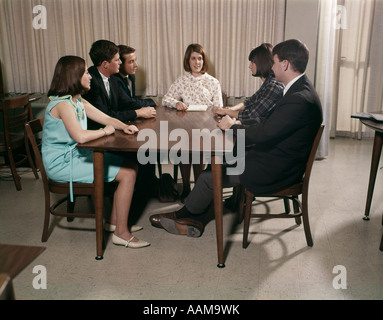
[118,45,136,64]
[272,39,309,73]
[89,40,119,67]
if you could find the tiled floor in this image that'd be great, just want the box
[1,137,382,300]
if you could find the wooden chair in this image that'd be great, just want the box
[25,118,98,242]
[239,124,324,248]
[0,94,37,190]
[221,92,227,108]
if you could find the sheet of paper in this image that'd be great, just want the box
[187,105,208,112]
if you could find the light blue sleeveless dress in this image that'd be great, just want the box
[42,95,124,200]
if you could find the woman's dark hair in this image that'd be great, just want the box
[89,40,119,66]
[183,43,209,74]
[48,56,87,97]
[248,43,274,78]
[272,39,309,73]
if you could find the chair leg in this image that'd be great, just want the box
[283,197,291,214]
[292,196,302,225]
[237,186,245,224]
[230,185,240,210]
[173,165,178,182]
[7,150,22,191]
[380,214,383,251]
[283,198,291,214]
[41,194,51,242]
[29,159,39,179]
[301,195,313,247]
[157,152,162,178]
[67,195,75,222]
[25,134,39,179]
[67,195,75,213]
[242,190,253,249]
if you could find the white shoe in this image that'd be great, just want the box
[112,234,150,248]
[105,223,143,233]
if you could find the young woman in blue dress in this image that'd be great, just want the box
[42,55,150,248]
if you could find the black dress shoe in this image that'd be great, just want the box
[149,212,177,229]
[160,217,204,238]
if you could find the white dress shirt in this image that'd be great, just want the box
[283,73,305,96]
[99,71,111,97]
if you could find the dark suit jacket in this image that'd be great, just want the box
[231,74,323,194]
[113,73,156,108]
[83,66,141,129]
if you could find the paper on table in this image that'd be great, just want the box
[187,105,208,112]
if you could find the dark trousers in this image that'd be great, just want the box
[184,165,241,214]
[135,163,157,197]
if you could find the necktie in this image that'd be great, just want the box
[106,78,111,98]
[125,77,132,96]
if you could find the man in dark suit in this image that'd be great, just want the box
[110,45,159,198]
[149,39,323,237]
[113,45,159,108]
[83,40,158,198]
[83,40,156,130]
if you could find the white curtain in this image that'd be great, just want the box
[127,0,286,96]
[0,0,131,93]
[0,0,285,98]
[332,0,383,138]
[315,0,337,157]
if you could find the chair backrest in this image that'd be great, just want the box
[222,92,227,108]
[25,118,49,190]
[302,124,324,191]
[1,94,32,140]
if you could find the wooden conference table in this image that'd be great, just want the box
[359,117,383,251]
[78,106,235,267]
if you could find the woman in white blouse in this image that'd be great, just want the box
[162,44,223,201]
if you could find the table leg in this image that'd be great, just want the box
[364,132,383,220]
[211,156,225,268]
[380,230,383,251]
[93,151,104,260]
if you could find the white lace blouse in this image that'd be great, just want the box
[162,72,223,108]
